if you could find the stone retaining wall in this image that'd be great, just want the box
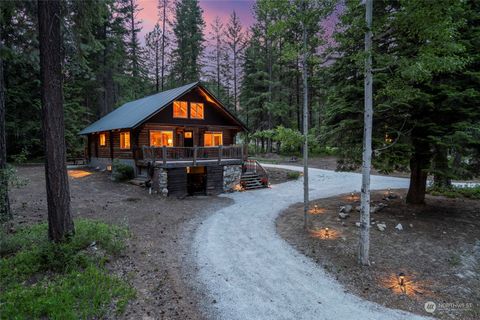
[223,165,242,192]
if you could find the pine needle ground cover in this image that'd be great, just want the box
[0,219,135,319]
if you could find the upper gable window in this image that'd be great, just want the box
[190,102,204,119]
[173,101,188,118]
[99,133,106,146]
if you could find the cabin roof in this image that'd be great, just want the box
[79,82,247,135]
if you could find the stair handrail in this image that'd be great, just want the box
[243,159,269,186]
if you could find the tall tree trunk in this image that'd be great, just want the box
[406,138,430,204]
[38,0,74,242]
[359,0,373,266]
[233,42,238,113]
[296,57,301,132]
[302,17,309,231]
[155,41,159,92]
[0,25,11,223]
[161,0,166,90]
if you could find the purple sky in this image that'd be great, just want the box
[138,0,339,48]
[138,0,255,40]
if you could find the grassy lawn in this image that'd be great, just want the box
[0,219,135,319]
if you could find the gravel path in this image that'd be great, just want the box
[193,164,428,320]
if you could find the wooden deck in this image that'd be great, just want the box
[140,145,246,168]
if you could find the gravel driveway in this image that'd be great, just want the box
[193,164,428,320]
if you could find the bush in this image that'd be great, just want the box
[112,160,134,181]
[287,171,301,180]
[427,185,480,199]
[0,219,134,319]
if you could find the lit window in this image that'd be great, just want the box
[150,130,173,147]
[190,102,204,119]
[120,132,130,149]
[173,101,188,118]
[99,133,106,146]
[204,132,223,146]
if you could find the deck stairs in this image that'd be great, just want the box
[241,160,269,190]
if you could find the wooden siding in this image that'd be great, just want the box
[167,168,188,197]
[147,88,242,128]
[206,166,223,195]
[86,87,242,160]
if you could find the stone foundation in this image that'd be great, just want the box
[223,165,242,192]
[151,167,168,196]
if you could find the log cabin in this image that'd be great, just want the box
[80,82,268,196]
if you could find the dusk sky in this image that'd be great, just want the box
[138,0,340,47]
[138,0,256,40]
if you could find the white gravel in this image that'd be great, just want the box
[193,164,429,320]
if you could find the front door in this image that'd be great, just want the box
[184,131,194,147]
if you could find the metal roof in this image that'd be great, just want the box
[79,82,199,135]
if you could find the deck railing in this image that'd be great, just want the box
[142,145,246,165]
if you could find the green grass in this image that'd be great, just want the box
[428,184,480,199]
[0,219,135,319]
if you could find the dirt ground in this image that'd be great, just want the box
[277,189,480,319]
[9,165,232,320]
[264,167,300,185]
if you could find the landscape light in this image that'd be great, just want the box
[325,227,329,238]
[398,273,406,293]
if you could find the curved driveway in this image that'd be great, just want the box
[193,164,427,320]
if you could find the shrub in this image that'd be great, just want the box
[427,185,480,199]
[287,171,301,180]
[0,219,134,319]
[112,160,134,181]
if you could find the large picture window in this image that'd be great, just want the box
[150,130,173,147]
[190,102,204,119]
[99,133,106,146]
[204,132,223,147]
[173,101,188,118]
[120,132,130,149]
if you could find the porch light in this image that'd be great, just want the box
[106,165,112,172]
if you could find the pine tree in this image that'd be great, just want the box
[38,0,74,241]
[145,24,163,92]
[225,11,245,113]
[170,0,205,85]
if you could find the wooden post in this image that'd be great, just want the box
[240,144,244,161]
[218,145,223,164]
[109,131,114,161]
[193,146,197,166]
[162,146,167,165]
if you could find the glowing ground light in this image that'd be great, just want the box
[383,272,426,296]
[345,192,359,202]
[398,273,406,293]
[309,205,326,215]
[309,227,339,240]
[68,170,92,179]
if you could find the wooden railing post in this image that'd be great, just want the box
[162,146,167,165]
[240,144,244,161]
[193,146,197,166]
[218,146,223,164]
